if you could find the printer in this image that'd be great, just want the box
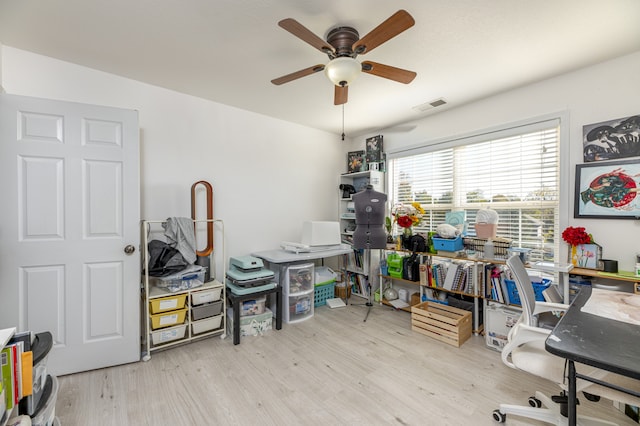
[281,221,343,253]
[226,255,275,288]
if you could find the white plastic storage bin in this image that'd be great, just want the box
[285,263,314,295]
[315,266,337,286]
[191,287,222,305]
[282,263,315,323]
[151,323,187,345]
[286,291,314,323]
[484,300,521,351]
[192,314,223,335]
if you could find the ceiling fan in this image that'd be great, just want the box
[271,9,417,105]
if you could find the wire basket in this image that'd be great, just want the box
[463,237,512,259]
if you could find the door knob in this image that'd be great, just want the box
[124,245,135,255]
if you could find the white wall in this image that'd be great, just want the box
[0,46,344,275]
[4,46,640,272]
[354,50,640,271]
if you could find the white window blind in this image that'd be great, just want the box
[388,120,560,262]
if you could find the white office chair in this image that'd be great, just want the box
[493,254,638,425]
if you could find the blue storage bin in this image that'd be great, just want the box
[504,279,551,306]
[432,235,464,252]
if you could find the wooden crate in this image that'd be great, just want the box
[410,301,472,347]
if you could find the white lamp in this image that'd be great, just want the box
[324,57,361,86]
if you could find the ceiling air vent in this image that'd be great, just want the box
[412,98,447,112]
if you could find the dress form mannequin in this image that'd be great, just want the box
[352,185,388,249]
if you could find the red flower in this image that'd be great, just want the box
[561,226,593,246]
[396,215,414,228]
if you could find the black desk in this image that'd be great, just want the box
[545,286,640,425]
[226,283,282,345]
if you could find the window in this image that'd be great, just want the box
[388,119,560,262]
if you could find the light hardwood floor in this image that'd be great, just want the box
[55,303,637,425]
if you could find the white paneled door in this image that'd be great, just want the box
[0,94,140,375]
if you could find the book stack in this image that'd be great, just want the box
[487,265,508,303]
[1,330,33,421]
[1,330,57,425]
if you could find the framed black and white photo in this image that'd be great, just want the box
[365,135,383,164]
[582,114,640,162]
[574,159,640,219]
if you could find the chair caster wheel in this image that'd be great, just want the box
[528,396,542,408]
[492,409,506,423]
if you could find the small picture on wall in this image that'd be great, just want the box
[582,114,640,162]
[574,159,640,219]
[347,150,365,173]
[365,135,383,164]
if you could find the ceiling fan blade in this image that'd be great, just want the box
[278,18,335,54]
[352,10,415,55]
[271,64,325,85]
[334,85,348,105]
[361,61,416,84]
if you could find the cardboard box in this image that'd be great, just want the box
[411,301,472,347]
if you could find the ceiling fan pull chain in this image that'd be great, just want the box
[341,104,345,141]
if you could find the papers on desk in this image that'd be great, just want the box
[581,288,640,325]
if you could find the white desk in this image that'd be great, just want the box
[252,244,353,264]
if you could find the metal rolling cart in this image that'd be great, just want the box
[141,218,226,361]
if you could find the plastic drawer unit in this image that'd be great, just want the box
[283,263,314,323]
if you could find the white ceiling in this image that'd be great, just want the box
[1,0,639,138]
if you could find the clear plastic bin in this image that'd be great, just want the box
[152,265,206,292]
[31,375,59,426]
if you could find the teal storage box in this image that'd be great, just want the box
[432,235,464,252]
[387,253,404,278]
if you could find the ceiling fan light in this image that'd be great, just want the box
[324,57,360,86]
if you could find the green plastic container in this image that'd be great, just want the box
[387,253,404,278]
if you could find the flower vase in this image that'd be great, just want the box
[570,245,578,266]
